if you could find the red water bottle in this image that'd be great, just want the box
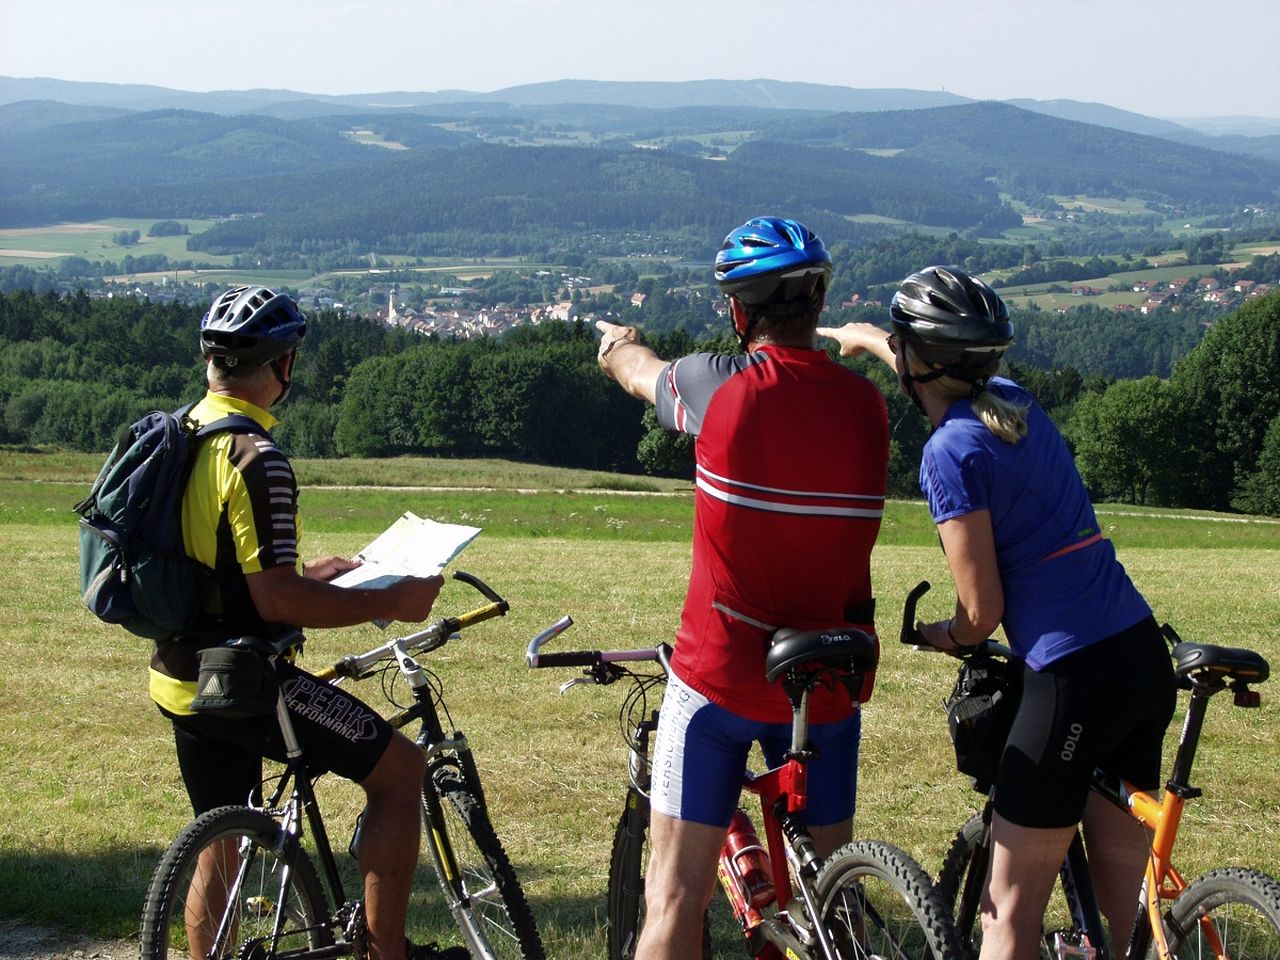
[721,808,775,909]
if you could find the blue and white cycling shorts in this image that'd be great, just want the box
[649,669,861,828]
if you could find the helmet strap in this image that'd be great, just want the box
[270,352,296,406]
[899,364,948,416]
[730,298,756,351]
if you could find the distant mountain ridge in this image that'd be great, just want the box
[4,74,1280,143]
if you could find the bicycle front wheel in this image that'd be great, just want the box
[422,767,544,960]
[606,792,712,960]
[1163,867,1280,960]
[815,839,963,960]
[139,805,332,960]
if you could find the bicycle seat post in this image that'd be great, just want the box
[786,683,813,759]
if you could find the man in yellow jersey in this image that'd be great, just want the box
[152,285,465,960]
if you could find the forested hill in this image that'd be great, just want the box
[3,98,1277,256]
[2,289,1276,515]
[0,76,971,115]
[756,102,1280,209]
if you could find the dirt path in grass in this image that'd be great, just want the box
[0,921,133,960]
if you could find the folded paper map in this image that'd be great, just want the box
[331,512,481,592]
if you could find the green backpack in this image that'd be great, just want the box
[74,402,268,640]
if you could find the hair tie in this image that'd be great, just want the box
[969,378,989,401]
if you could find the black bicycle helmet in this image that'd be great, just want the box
[889,266,1013,371]
[714,217,832,305]
[200,285,307,367]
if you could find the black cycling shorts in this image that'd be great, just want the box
[162,661,395,816]
[994,616,1176,829]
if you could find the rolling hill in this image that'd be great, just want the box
[1,80,1277,260]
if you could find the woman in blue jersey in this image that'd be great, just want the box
[819,266,1175,960]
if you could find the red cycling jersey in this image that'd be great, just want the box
[654,345,889,723]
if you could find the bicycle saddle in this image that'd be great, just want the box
[1171,642,1269,684]
[765,627,878,683]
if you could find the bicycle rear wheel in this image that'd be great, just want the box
[422,767,544,960]
[139,805,332,960]
[815,839,962,960]
[1163,867,1280,960]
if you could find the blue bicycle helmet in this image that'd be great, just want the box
[200,285,307,367]
[714,217,832,305]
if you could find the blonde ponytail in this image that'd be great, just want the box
[903,344,1028,443]
[972,388,1029,444]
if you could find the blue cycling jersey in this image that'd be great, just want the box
[920,378,1150,669]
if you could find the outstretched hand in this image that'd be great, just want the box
[595,319,638,369]
[815,322,891,361]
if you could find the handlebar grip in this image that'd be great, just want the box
[900,580,931,646]
[529,650,605,669]
[450,601,507,631]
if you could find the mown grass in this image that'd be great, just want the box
[2,453,1278,956]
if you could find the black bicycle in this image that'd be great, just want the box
[139,571,544,960]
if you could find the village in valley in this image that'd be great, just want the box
[1067,273,1272,315]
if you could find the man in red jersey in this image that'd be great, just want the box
[595,217,889,958]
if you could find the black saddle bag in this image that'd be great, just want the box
[945,652,1022,794]
[189,642,279,719]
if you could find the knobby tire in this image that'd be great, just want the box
[606,799,646,960]
[605,794,712,960]
[1163,867,1280,960]
[139,805,332,960]
[423,767,544,960]
[937,811,988,959]
[815,839,964,960]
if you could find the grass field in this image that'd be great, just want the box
[2,453,1277,955]
[0,219,230,268]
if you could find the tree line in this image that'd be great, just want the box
[0,289,1275,515]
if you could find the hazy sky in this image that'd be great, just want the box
[3,0,1278,119]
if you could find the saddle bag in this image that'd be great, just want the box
[189,643,279,719]
[944,651,1022,794]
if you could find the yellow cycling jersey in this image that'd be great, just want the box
[149,392,302,714]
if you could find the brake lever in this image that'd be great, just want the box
[559,676,595,694]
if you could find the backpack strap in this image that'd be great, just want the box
[194,413,272,441]
[177,400,274,444]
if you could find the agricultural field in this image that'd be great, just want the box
[2,452,1278,957]
[0,218,230,268]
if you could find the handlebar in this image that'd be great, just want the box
[315,570,509,682]
[898,579,1014,659]
[900,580,933,647]
[525,615,666,669]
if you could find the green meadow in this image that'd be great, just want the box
[0,219,227,267]
[2,452,1277,956]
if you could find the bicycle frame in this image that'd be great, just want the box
[734,751,841,960]
[1102,666,1242,960]
[215,571,512,956]
[942,629,1270,960]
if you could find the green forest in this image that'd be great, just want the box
[2,288,1276,515]
[4,99,1278,269]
